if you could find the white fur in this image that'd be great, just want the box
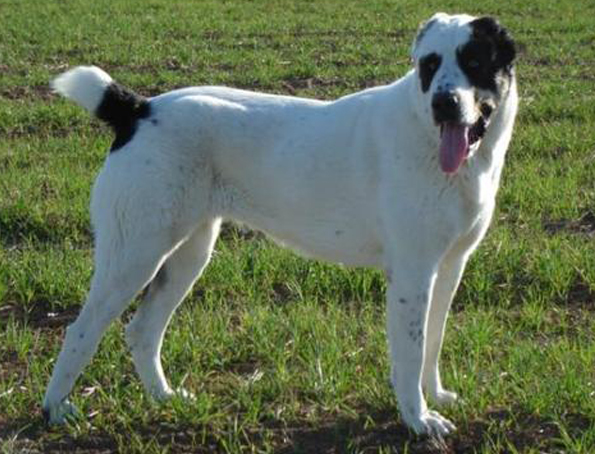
[51,66,113,113]
[43,13,518,437]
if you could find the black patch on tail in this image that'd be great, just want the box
[96,83,151,152]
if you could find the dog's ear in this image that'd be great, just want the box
[470,16,516,70]
[411,13,447,59]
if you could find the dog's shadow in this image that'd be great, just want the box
[274,407,444,453]
[3,403,576,453]
[276,406,577,453]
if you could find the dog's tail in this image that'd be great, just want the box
[52,66,150,150]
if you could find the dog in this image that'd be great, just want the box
[42,13,517,436]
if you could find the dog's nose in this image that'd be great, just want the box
[432,91,460,123]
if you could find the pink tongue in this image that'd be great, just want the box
[439,124,469,174]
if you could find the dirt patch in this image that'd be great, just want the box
[270,281,296,304]
[544,211,595,238]
[0,416,119,454]
[0,301,79,330]
[1,84,54,101]
[213,357,262,377]
[563,273,595,309]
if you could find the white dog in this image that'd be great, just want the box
[43,13,517,436]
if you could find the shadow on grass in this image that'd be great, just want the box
[0,415,118,454]
[543,210,595,238]
[273,407,443,453]
[273,406,592,453]
[3,404,591,453]
[0,209,92,249]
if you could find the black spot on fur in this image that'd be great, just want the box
[409,319,422,328]
[408,328,424,342]
[419,53,442,93]
[42,407,51,424]
[96,82,151,152]
[457,17,516,92]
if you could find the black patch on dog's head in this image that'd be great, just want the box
[457,16,516,92]
[96,83,151,152]
[419,53,442,93]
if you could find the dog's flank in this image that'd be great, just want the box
[52,66,151,151]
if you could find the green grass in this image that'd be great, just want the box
[1,0,595,452]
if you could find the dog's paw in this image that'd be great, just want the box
[155,387,196,401]
[173,388,196,401]
[430,389,458,407]
[404,409,456,437]
[42,399,80,425]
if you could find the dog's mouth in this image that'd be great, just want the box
[438,116,487,174]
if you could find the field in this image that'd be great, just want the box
[1,0,595,452]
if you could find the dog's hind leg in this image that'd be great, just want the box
[125,219,221,400]
[42,232,176,424]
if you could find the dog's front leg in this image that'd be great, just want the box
[386,265,456,437]
[422,252,467,407]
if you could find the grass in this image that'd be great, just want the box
[1,0,595,452]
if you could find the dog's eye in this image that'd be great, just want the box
[424,59,439,73]
[419,53,442,92]
[420,54,441,74]
[467,59,480,69]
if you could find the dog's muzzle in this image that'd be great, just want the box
[432,91,461,124]
[432,91,492,174]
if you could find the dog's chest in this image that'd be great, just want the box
[440,171,498,242]
[402,168,494,253]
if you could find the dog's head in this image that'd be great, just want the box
[411,13,516,174]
